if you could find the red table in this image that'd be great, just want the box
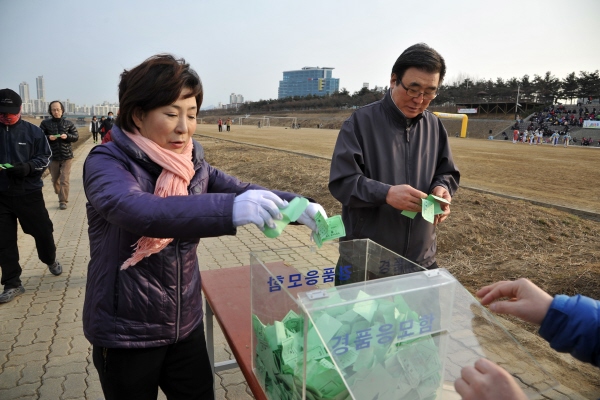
[202,265,267,400]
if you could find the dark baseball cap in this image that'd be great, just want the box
[0,89,22,114]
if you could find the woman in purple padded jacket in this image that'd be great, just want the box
[82,54,326,400]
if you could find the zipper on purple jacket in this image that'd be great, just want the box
[175,239,182,342]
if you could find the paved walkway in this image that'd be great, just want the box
[0,138,591,400]
[0,138,315,399]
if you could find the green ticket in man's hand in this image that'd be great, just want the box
[401,194,451,224]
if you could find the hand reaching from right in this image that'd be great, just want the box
[477,278,553,326]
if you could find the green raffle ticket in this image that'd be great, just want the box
[0,163,14,169]
[401,194,451,224]
[263,199,346,247]
[313,212,345,248]
[263,197,309,238]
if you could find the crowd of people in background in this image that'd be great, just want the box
[503,103,599,147]
[88,112,116,144]
[535,104,598,128]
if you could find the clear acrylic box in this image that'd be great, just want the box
[250,239,557,399]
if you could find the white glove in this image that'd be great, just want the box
[232,190,288,231]
[297,202,327,234]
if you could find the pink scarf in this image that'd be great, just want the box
[120,128,195,270]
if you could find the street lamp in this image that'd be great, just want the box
[515,82,521,121]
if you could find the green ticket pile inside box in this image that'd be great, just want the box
[250,239,558,400]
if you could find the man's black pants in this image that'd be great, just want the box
[0,191,56,289]
[92,322,215,400]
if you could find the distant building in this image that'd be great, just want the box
[363,83,369,89]
[31,99,47,114]
[15,73,122,115]
[227,93,244,109]
[19,82,30,104]
[91,102,118,117]
[65,99,76,114]
[278,67,340,99]
[92,105,109,116]
[36,76,46,102]
[229,93,244,105]
[76,105,90,115]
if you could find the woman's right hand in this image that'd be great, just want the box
[232,190,288,231]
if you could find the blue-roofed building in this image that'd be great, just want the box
[278,67,340,99]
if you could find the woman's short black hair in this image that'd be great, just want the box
[391,43,446,84]
[117,54,203,133]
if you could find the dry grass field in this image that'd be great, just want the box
[197,123,600,213]
[196,123,600,398]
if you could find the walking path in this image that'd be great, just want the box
[0,137,589,399]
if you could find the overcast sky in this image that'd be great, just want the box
[3,0,599,109]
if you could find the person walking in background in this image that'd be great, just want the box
[89,115,101,144]
[101,110,118,145]
[0,89,63,303]
[528,130,535,145]
[329,43,460,278]
[550,131,560,146]
[512,129,519,144]
[99,116,106,135]
[101,129,112,144]
[455,278,600,399]
[226,117,231,132]
[100,111,115,141]
[563,132,571,147]
[82,54,326,400]
[217,118,222,132]
[40,101,79,210]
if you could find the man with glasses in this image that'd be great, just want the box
[329,43,460,273]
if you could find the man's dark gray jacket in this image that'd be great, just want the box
[329,91,460,268]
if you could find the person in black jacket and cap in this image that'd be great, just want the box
[0,88,63,303]
[40,101,79,210]
[100,111,115,140]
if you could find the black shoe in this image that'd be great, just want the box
[0,286,25,303]
[48,261,62,276]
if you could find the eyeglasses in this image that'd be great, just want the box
[398,81,438,100]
